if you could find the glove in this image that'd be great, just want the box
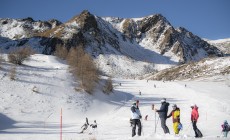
[139,115,142,119]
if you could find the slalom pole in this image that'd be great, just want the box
[60,108,62,140]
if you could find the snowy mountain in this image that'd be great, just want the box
[0,17,61,40]
[206,38,230,56]
[146,56,230,81]
[0,10,224,78]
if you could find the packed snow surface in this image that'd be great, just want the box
[0,54,229,140]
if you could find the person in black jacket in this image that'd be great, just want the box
[155,98,170,134]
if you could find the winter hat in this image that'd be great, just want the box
[161,98,166,103]
[172,104,177,108]
[190,104,195,108]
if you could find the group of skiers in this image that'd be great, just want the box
[130,98,230,138]
[78,98,230,138]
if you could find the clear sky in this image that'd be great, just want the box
[1,0,229,40]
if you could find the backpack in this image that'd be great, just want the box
[222,123,230,131]
[226,124,230,131]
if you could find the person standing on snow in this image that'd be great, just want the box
[155,98,170,134]
[131,100,142,137]
[167,104,181,134]
[191,104,203,138]
[221,120,230,137]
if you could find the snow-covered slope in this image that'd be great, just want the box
[146,56,230,81]
[0,54,229,140]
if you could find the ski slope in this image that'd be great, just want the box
[0,54,229,140]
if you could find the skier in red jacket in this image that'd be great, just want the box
[191,104,203,138]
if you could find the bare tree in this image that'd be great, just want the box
[54,44,68,60]
[103,77,113,94]
[8,47,34,65]
[0,50,3,69]
[67,46,99,94]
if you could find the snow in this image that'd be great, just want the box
[0,54,230,140]
[207,38,230,44]
[0,19,25,39]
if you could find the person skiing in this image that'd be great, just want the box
[155,98,170,134]
[191,104,203,138]
[221,120,230,137]
[90,120,97,129]
[80,117,89,133]
[131,100,142,137]
[167,104,181,134]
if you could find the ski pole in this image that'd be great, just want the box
[141,119,144,136]
[156,116,159,133]
[152,104,157,133]
[155,111,157,133]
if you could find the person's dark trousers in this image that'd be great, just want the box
[132,119,142,137]
[192,121,203,137]
[160,117,170,134]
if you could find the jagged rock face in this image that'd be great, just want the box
[71,10,99,32]
[0,17,62,40]
[139,14,167,33]
[176,27,223,63]
[122,19,137,40]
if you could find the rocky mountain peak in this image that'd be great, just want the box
[69,10,98,32]
[139,14,171,33]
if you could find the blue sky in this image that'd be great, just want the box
[1,0,229,40]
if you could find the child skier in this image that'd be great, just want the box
[167,104,181,134]
[221,120,230,137]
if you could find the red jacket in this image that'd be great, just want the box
[191,106,199,122]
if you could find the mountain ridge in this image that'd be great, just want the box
[0,10,224,78]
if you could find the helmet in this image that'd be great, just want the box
[161,98,166,103]
[190,104,196,108]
